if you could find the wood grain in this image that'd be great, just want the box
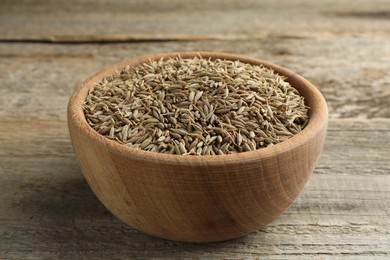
[1,37,390,119]
[1,0,390,42]
[1,116,389,175]
[1,0,390,257]
[0,118,389,257]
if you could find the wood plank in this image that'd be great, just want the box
[0,116,389,177]
[1,0,389,257]
[1,38,390,119]
[0,118,389,258]
[1,0,390,42]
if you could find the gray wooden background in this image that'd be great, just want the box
[0,0,389,259]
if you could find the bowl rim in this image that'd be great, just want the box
[68,51,328,166]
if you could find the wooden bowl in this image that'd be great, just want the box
[67,52,328,242]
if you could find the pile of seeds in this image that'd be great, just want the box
[84,55,309,155]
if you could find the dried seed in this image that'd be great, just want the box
[171,132,182,139]
[215,108,230,114]
[237,106,246,115]
[188,139,199,150]
[143,118,159,124]
[170,128,187,136]
[157,136,166,142]
[194,91,203,103]
[243,143,252,151]
[208,136,217,144]
[189,91,195,102]
[132,110,139,118]
[109,127,115,138]
[236,132,243,146]
[84,55,309,155]
[139,137,152,149]
[121,124,129,142]
[178,142,187,154]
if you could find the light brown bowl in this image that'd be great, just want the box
[67,52,328,242]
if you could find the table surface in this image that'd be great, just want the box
[1,0,389,259]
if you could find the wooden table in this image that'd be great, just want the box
[1,1,389,258]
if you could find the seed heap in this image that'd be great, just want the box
[84,55,309,155]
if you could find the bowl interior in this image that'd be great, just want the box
[68,52,328,166]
